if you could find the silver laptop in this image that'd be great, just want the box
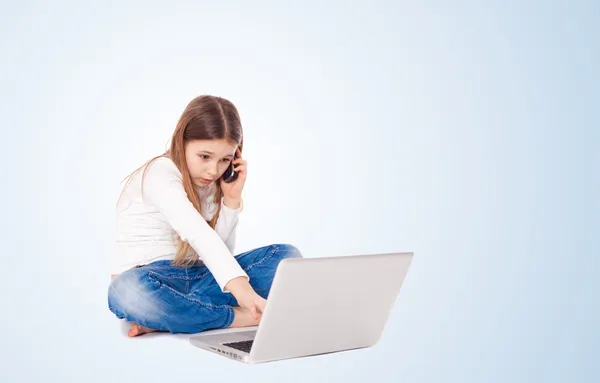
[189,251,414,364]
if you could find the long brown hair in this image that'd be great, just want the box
[116,95,244,267]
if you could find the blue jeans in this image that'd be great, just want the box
[108,243,302,334]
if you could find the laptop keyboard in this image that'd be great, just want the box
[223,340,254,353]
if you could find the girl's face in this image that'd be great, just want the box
[184,139,237,187]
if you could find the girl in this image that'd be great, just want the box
[108,95,302,337]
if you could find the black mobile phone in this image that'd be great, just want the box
[222,152,239,183]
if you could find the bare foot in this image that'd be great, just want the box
[128,323,158,337]
[228,306,262,328]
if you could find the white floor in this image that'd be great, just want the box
[114,317,258,342]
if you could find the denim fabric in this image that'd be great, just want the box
[108,243,302,334]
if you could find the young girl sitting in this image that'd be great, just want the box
[108,94,302,337]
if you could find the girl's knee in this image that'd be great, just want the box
[272,243,303,259]
[107,269,161,322]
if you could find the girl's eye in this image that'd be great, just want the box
[198,155,231,162]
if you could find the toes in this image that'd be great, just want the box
[128,323,158,337]
[128,323,147,337]
[128,324,140,337]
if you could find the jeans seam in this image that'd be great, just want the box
[245,244,280,273]
[185,268,189,294]
[146,271,193,281]
[222,306,235,329]
[147,272,229,311]
[184,244,284,281]
[188,270,212,281]
[141,261,206,280]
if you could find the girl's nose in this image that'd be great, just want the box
[207,164,219,177]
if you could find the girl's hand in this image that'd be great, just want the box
[220,147,247,200]
[236,289,267,321]
[225,276,266,320]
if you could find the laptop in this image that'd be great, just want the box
[189,251,414,364]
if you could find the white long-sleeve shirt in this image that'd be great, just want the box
[111,156,249,292]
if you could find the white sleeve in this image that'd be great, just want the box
[142,158,249,292]
[214,196,242,254]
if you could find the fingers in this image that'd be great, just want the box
[234,164,247,174]
[256,298,266,315]
[232,158,247,168]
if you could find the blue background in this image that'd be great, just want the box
[0,0,598,382]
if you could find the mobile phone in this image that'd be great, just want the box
[222,152,239,183]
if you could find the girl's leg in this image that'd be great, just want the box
[108,243,302,334]
[235,242,303,302]
[107,261,234,334]
[186,243,303,308]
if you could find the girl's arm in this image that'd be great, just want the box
[214,196,243,253]
[143,157,249,293]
